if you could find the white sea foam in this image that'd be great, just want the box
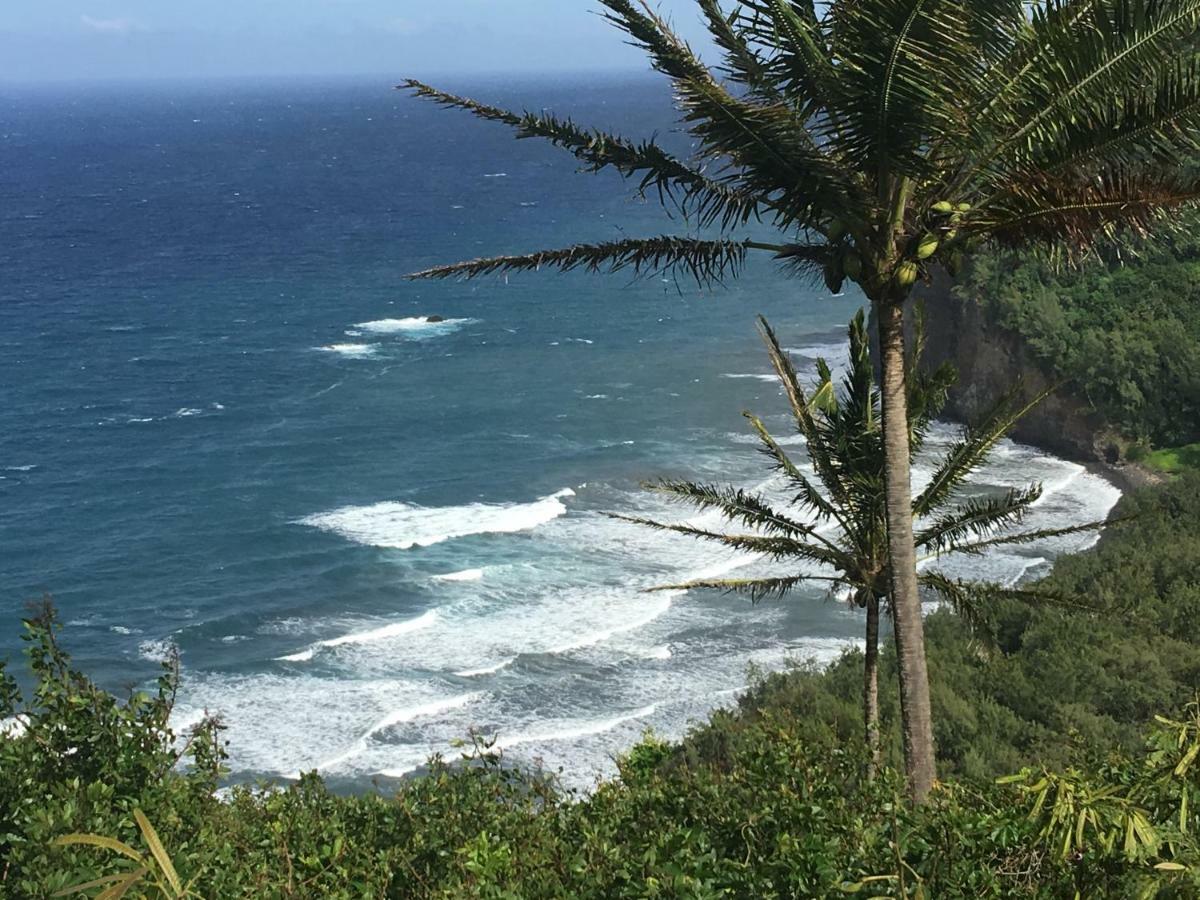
[138,639,176,663]
[172,407,203,418]
[548,593,674,655]
[3,465,36,472]
[174,674,444,778]
[495,705,658,750]
[354,317,477,339]
[319,343,378,359]
[1,715,30,739]
[1008,556,1049,586]
[727,431,806,447]
[298,489,574,550]
[455,659,516,678]
[433,567,485,583]
[786,341,854,361]
[277,610,438,662]
[317,692,480,772]
[723,373,778,382]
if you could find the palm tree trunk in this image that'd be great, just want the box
[876,298,937,805]
[864,593,881,779]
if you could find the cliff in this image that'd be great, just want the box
[881,272,1161,492]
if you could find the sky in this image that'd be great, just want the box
[0,1,716,84]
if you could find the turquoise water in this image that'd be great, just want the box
[0,74,1120,787]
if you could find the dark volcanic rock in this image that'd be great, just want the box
[425,315,445,323]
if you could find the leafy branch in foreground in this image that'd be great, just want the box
[53,810,195,899]
[622,313,1107,771]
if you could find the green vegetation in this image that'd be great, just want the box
[624,312,1100,769]
[3,473,1200,897]
[960,225,1200,447]
[1145,443,1200,475]
[405,0,1200,802]
[751,471,1200,781]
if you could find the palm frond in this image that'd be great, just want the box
[1004,0,1200,157]
[823,0,984,179]
[772,242,837,281]
[738,0,840,116]
[608,513,845,567]
[920,571,1098,641]
[952,0,1200,200]
[642,478,816,538]
[912,383,1051,517]
[743,413,839,523]
[406,235,753,285]
[757,316,853,508]
[945,518,1113,558]
[647,574,842,604]
[598,0,860,233]
[401,79,763,228]
[1032,61,1200,179]
[919,571,1000,639]
[915,485,1043,555]
[977,171,1200,250]
[698,0,780,99]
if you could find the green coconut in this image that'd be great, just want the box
[895,261,919,288]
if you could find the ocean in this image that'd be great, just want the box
[0,73,1120,789]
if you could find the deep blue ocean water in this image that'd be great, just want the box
[0,74,1120,786]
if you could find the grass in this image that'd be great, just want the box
[1144,442,1200,473]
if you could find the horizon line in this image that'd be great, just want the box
[0,65,665,91]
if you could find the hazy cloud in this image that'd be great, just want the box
[384,17,424,36]
[80,15,145,35]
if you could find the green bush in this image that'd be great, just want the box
[958,223,1200,447]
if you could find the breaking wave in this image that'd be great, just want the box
[277,609,439,662]
[354,317,478,339]
[319,343,379,359]
[297,489,574,550]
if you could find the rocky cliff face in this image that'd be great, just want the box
[904,271,1116,463]
[880,273,1166,492]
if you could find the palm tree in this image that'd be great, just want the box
[616,311,1104,773]
[403,1,1200,802]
